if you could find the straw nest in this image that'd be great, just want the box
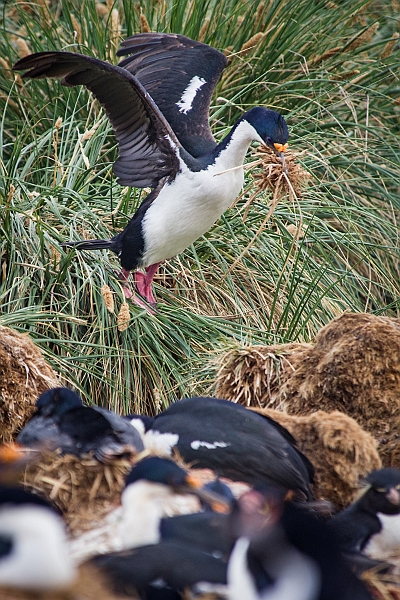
[22,450,139,537]
[214,313,400,465]
[252,146,311,198]
[251,407,381,508]
[214,342,312,409]
[0,326,59,443]
[363,570,400,600]
[0,564,130,600]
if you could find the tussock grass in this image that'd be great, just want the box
[1,0,399,412]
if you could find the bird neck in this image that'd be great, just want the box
[0,507,75,591]
[120,481,170,548]
[212,117,264,171]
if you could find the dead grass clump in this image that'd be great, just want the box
[252,407,381,508]
[253,146,311,198]
[214,343,312,409]
[0,564,129,600]
[215,314,400,465]
[0,326,59,443]
[22,451,138,537]
[281,313,400,462]
[362,570,400,600]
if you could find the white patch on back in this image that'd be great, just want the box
[143,430,179,456]
[129,418,146,438]
[190,440,231,450]
[176,76,206,114]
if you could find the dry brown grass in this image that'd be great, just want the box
[22,451,142,537]
[0,326,59,443]
[214,313,400,466]
[0,564,130,600]
[252,146,311,199]
[252,407,381,508]
[214,342,312,408]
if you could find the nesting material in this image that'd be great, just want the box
[214,313,400,465]
[22,451,137,537]
[0,564,129,600]
[214,342,312,409]
[0,326,59,443]
[253,146,310,198]
[252,408,381,508]
[362,570,400,600]
[277,313,400,463]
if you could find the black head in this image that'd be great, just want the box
[125,457,192,489]
[35,387,83,418]
[361,468,400,513]
[242,106,289,151]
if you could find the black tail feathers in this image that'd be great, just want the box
[62,238,116,252]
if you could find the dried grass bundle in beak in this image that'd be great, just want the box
[252,146,311,199]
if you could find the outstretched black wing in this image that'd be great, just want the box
[117,33,228,157]
[13,52,182,188]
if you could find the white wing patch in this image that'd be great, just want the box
[143,430,179,456]
[190,440,231,450]
[176,76,206,114]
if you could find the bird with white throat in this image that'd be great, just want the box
[13,33,289,310]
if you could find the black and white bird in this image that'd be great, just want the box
[89,539,227,600]
[13,33,289,309]
[132,397,314,501]
[329,468,400,554]
[227,488,374,600]
[118,456,230,550]
[0,486,75,592]
[17,387,144,461]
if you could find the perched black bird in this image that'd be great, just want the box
[89,540,227,600]
[142,396,314,501]
[227,488,374,600]
[160,511,232,561]
[328,468,400,553]
[17,387,144,461]
[13,33,289,309]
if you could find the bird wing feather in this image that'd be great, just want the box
[13,51,182,188]
[117,33,228,157]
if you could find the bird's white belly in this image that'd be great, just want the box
[140,165,244,267]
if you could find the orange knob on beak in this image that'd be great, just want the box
[273,143,288,153]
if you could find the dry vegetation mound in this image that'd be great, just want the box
[0,326,59,443]
[215,313,400,466]
[252,407,381,508]
[23,451,138,537]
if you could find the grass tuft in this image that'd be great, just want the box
[0,0,399,412]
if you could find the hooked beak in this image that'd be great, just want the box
[180,474,231,513]
[273,142,288,175]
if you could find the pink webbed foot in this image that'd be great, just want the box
[116,265,160,314]
[134,262,161,308]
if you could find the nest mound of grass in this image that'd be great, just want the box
[0,564,129,600]
[0,326,59,443]
[280,313,400,463]
[253,146,311,198]
[214,342,312,409]
[363,571,400,600]
[215,313,400,465]
[252,407,381,508]
[22,451,138,537]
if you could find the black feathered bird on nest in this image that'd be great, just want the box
[13,33,289,311]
